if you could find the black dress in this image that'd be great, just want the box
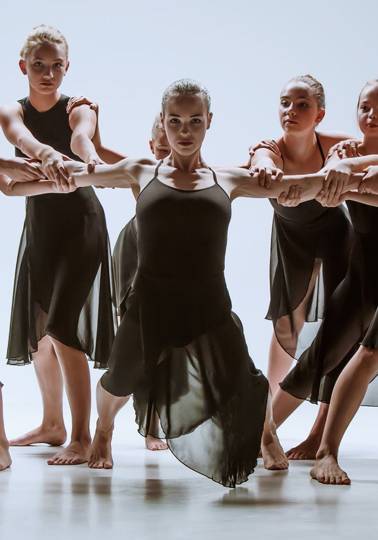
[112,217,138,317]
[252,137,353,364]
[6,95,116,368]
[281,200,378,405]
[101,163,269,487]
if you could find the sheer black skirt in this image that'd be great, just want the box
[101,272,269,487]
[267,205,353,360]
[7,188,116,368]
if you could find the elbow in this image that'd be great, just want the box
[70,133,88,158]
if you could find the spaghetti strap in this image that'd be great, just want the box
[315,132,326,166]
[136,160,163,201]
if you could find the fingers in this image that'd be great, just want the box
[278,185,302,206]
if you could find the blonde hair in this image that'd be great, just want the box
[286,74,325,109]
[161,79,211,113]
[20,25,69,59]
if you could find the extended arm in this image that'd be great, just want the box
[0,174,58,197]
[68,158,151,190]
[0,104,68,184]
[223,168,362,202]
[69,105,101,167]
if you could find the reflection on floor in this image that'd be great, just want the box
[1,441,378,540]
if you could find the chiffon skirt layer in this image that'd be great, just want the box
[281,230,378,405]
[7,188,116,368]
[101,271,269,488]
[112,217,137,317]
[267,204,353,360]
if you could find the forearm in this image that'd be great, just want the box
[345,191,378,207]
[96,145,126,164]
[71,133,98,162]
[342,155,378,173]
[17,135,54,161]
[0,177,55,197]
[72,160,131,188]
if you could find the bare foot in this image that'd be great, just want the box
[47,439,90,465]
[145,435,168,451]
[9,425,67,447]
[286,434,321,460]
[0,442,12,471]
[261,425,289,471]
[310,453,350,485]
[88,425,113,469]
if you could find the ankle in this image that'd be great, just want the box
[0,437,9,448]
[41,421,66,431]
[316,445,337,460]
[70,431,91,445]
[95,421,114,436]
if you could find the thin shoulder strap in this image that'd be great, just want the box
[152,159,164,180]
[208,167,219,185]
[315,132,326,165]
[136,160,163,202]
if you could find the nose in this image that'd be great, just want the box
[180,123,190,135]
[368,109,377,119]
[42,67,54,79]
[287,104,296,117]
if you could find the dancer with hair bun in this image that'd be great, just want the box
[250,75,356,459]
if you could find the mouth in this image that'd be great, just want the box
[284,119,298,125]
[367,123,378,128]
[40,82,54,87]
[177,141,193,147]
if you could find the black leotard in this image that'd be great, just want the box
[253,135,353,371]
[281,161,378,405]
[101,162,269,487]
[7,95,116,367]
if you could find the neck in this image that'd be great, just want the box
[281,130,318,162]
[167,150,204,172]
[360,136,378,155]
[28,87,61,112]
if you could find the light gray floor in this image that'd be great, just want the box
[1,428,378,540]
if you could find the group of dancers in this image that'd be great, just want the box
[1,24,378,488]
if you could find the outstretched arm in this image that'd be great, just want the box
[0,174,61,197]
[219,168,362,202]
[66,97,126,164]
[68,158,154,190]
[69,105,100,168]
[0,104,68,186]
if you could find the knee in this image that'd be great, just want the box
[356,347,378,376]
[38,336,55,356]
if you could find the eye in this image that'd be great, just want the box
[54,63,64,69]
[169,118,180,124]
[191,118,202,124]
[280,99,289,107]
[298,102,309,109]
[33,61,43,68]
[360,105,369,113]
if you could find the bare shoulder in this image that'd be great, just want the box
[213,167,251,195]
[0,102,23,122]
[68,104,96,121]
[318,132,359,151]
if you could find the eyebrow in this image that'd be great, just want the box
[168,113,203,117]
[280,94,311,100]
[32,56,65,61]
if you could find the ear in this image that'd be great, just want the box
[315,108,325,125]
[19,59,27,75]
[206,112,213,130]
[64,60,70,75]
[149,140,154,154]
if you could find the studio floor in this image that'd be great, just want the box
[1,405,378,540]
